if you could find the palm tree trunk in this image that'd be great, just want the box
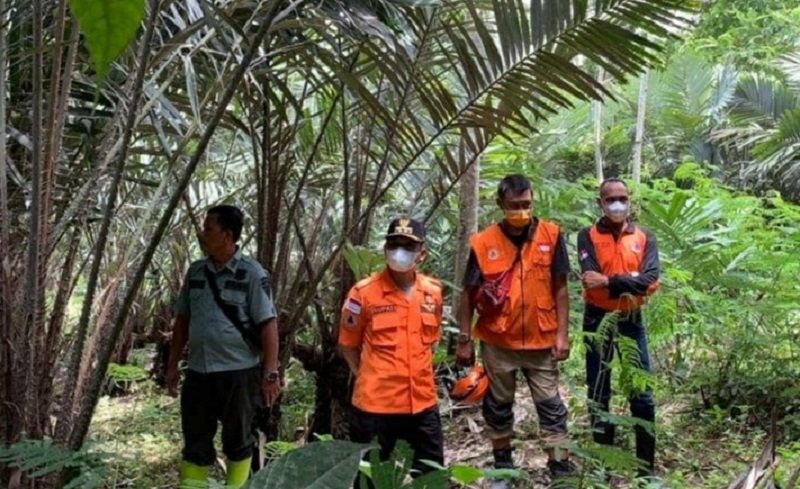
[0,0,10,447]
[67,6,282,450]
[452,147,479,317]
[593,67,605,183]
[57,0,162,446]
[20,0,44,444]
[631,69,648,185]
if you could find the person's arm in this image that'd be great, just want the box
[577,227,602,273]
[457,287,476,339]
[166,276,191,397]
[551,231,570,361]
[166,313,189,396]
[455,250,481,363]
[339,345,361,375]
[338,289,366,375]
[260,318,279,373]
[607,229,660,298]
[249,266,281,405]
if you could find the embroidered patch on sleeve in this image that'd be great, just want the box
[344,312,357,328]
[579,249,589,261]
[346,298,362,315]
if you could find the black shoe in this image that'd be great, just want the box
[492,447,515,469]
[547,459,577,488]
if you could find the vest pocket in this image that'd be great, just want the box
[480,307,510,334]
[421,312,440,344]
[536,295,558,332]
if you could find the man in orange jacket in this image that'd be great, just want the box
[339,218,444,482]
[457,174,573,488]
[577,178,660,478]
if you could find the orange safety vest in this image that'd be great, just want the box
[338,270,442,414]
[469,221,560,350]
[583,224,659,311]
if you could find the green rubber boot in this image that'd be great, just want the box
[226,457,252,488]
[179,460,210,489]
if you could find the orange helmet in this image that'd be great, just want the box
[448,364,489,404]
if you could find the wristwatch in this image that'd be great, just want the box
[263,370,279,383]
[457,333,471,344]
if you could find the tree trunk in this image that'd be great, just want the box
[0,0,10,449]
[450,148,480,352]
[631,69,648,185]
[593,67,605,183]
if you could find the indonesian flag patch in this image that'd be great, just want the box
[346,298,362,315]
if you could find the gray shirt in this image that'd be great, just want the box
[174,250,277,373]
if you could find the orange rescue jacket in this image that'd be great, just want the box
[469,221,560,350]
[583,224,659,311]
[338,270,442,414]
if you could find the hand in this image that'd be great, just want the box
[551,332,570,361]
[165,366,179,397]
[261,379,282,408]
[455,340,474,366]
[582,271,609,290]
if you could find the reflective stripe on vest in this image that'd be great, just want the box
[469,220,560,350]
[584,224,653,311]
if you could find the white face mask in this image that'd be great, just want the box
[386,248,418,272]
[604,201,628,221]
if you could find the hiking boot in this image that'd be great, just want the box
[487,447,516,489]
[547,459,577,489]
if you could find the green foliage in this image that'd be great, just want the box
[639,163,800,432]
[688,0,800,72]
[344,242,386,280]
[105,362,151,395]
[0,439,109,488]
[359,441,525,489]
[69,0,146,81]
[244,440,369,489]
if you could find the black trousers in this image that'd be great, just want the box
[584,305,656,473]
[181,366,260,465]
[350,406,444,477]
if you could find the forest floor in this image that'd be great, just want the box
[87,367,800,489]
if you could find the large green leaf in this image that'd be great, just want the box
[244,440,370,489]
[69,0,146,81]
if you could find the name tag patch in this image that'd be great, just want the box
[370,305,397,315]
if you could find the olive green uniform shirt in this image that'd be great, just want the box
[174,250,276,373]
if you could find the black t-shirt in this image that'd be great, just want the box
[462,220,570,287]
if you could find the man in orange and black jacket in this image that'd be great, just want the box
[457,174,574,488]
[577,177,660,478]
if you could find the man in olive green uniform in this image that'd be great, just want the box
[166,205,281,489]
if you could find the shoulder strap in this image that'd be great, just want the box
[202,266,261,348]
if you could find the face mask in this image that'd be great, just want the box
[504,209,531,228]
[386,248,418,272]
[603,201,628,222]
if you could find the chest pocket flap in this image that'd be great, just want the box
[369,311,398,347]
[421,312,439,344]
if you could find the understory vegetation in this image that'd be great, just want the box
[1,0,800,488]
